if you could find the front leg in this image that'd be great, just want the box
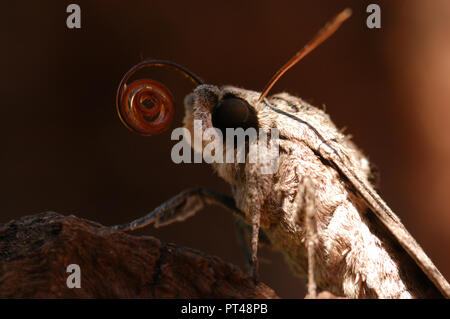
[234,216,272,275]
[111,187,245,231]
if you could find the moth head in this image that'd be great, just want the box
[114,59,265,179]
[115,9,352,181]
[183,85,260,142]
[182,84,269,183]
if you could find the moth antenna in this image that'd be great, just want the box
[258,8,352,103]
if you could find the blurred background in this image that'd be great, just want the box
[2,0,450,298]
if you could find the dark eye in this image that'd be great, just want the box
[211,97,258,133]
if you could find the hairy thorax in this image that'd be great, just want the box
[224,138,414,298]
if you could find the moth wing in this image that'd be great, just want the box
[320,140,450,298]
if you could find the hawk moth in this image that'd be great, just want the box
[112,9,450,298]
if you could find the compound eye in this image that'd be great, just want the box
[212,97,257,132]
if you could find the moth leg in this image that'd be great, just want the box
[249,207,261,282]
[305,196,318,298]
[296,177,319,298]
[246,164,262,283]
[111,187,245,232]
[234,217,253,273]
[234,217,272,273]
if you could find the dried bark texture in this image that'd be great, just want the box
[0,212,278,298]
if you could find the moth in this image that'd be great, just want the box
[112,9,450,298]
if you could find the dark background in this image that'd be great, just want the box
[2,1,450,298]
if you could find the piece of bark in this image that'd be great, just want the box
[0,212,278,298]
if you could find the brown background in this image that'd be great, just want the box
[2,1,450,298]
